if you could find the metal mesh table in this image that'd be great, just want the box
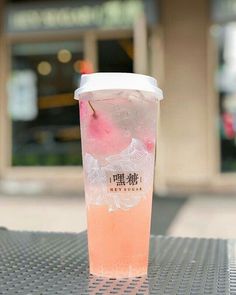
[0,229,235,294]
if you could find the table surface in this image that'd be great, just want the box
[0,229,235,295]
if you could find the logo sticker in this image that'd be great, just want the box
[106,172,143,193]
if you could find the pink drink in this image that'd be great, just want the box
[75,73,163,278]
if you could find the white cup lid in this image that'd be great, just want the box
[74,72,163,100]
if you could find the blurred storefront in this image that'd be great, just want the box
[0,0,161,192]
[1,0,236,194]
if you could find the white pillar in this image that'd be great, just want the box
[159,0,210,189]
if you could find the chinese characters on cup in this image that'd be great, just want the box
[107,172,143,192]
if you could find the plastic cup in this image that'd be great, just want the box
[74,73,163,278]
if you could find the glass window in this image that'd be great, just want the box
[10,41,83,166]
[215,24,236,172]
[98,38,133,72]
[9,37,134,167]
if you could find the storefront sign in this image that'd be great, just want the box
[212,0,236,22]
[5,0,158,33]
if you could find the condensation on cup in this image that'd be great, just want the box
[74,73,163,278]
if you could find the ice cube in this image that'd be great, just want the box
[84,138,155,211]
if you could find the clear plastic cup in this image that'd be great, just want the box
[74,73,163,278]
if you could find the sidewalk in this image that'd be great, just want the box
[168,194,236,239]
[1,194,236,238]
[0,195,87,233]
[0,194,185,234]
